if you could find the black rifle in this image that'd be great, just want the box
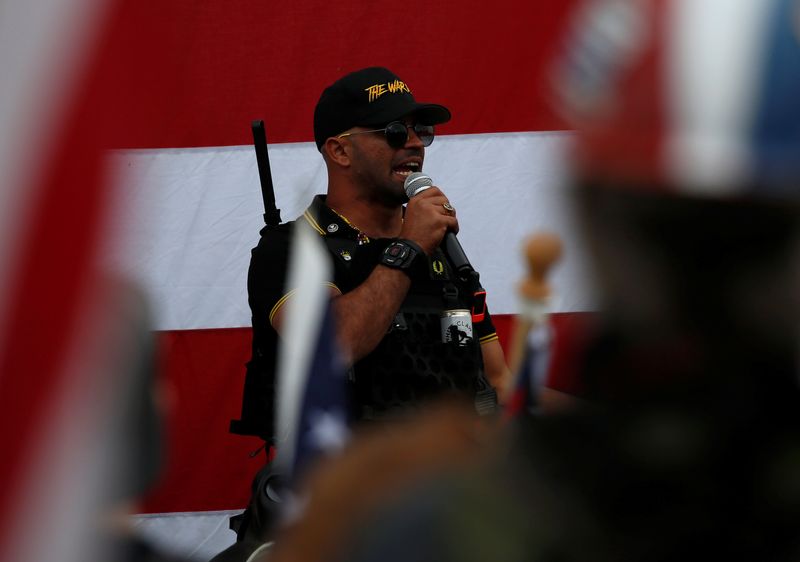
[251,120,282,226]
[228,121,282,439]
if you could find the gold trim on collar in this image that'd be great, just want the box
[302,210,326,236]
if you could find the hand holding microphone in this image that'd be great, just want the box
[403,172,474,277]
[399,173,460,256]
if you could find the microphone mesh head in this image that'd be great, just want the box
[404,172,433,198]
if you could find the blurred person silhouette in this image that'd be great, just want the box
[96,279,197,562]
[250,1,800,561]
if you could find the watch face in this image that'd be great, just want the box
[386,242,408,259]
[383,242,414,269]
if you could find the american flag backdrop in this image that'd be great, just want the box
[0,0,602,559]
[9,0,800,557]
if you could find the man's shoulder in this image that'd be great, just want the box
[253,195,332,247]
[251,220,296,260]
[258,218,298,238]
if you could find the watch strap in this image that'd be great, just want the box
[380,239,425,272]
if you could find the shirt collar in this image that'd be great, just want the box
[302,195,370,244]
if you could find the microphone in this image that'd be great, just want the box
[404,172,435,198]
[404,172,474,277]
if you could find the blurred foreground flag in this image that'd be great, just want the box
[274,223,350,489]
[554,0,800,199]
[0,0,186,560]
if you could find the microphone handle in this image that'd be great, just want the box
[444,231,474,277]
[403,172,474,277]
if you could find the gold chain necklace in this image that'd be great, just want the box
[329,207,371,245]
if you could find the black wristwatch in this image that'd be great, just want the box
[380,239,425,274]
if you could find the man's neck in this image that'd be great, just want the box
[325,193,403,239]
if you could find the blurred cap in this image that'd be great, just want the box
[552,0,800,200]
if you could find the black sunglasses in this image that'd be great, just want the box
[337,121,435,148]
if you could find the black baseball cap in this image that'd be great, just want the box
[313,67,451,151]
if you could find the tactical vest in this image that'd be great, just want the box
[231,215,497,442]
[324,235,496,421]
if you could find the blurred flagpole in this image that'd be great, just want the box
[504,233,562,418]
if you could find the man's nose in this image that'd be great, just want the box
[404,125,424,148]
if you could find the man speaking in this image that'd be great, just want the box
[235,65,508,440]
[218,65,510,561]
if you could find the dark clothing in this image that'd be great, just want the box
[232,195,498,441]
[343,333,800,562]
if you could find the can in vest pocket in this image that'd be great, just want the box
[440,309,473,346]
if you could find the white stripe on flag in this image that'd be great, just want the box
[109,131,596,331]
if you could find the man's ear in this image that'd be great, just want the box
[322,137,351,167]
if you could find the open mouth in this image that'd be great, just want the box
[393,161,421,177]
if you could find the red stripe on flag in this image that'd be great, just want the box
[140,328,265,513]
[103,0,579,149]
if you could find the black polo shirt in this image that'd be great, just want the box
[234,195,498,438]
